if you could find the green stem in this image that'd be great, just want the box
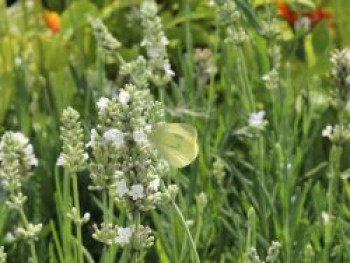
[132,210,140,263]
[172,201,200,263]
[20,0,29,32]
[237,46,255,112]
[108,189,115,262]
[29,242,38,263]
[194,213,202,245]
[18,207,38,263]
[72,174,84,263]
[324,145,342,262]
[0,0,9,34]
[62,171,72,262]
[33,0,42,29]
[102,190,108,223]
[245,207,256,261]
[101,189,112,263]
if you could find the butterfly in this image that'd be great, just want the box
[148,123,199,168]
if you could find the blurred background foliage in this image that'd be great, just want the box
[0,0,350,262]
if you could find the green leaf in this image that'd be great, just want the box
[312,22,332,56]
[61,1,99,30]
[49,67,76,112]
[156,239,170,263]
[0,73,14,126]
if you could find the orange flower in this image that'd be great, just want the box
[44,10,61,34]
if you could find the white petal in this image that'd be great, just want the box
[133,131,148,144]
[56,156,65,166]
[118,91,130,105]
[97,97,110,111]
[116,179,129,197]
[149,178,160,192]
[116,227,133,244]
[103,129,125,148]
[129,184,144,200]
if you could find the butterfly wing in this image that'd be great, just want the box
[148,123,199,168]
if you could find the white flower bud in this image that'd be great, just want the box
[83,213,91,223]
[116,179,129,197]
[115,227,133,245]
[103,129,125,148]
[129,184,144,200]
[97,97,110,112]
[118,90,130,105]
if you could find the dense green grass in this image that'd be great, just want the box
[1,0,350,262]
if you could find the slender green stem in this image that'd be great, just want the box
[20,0,29,31]
[132,210,140,263]
[102,190,108,223]
[194,213,202,245]
[108,189,115,262]
[29,242,38,263]
[33,0,42,29]
[172,201,200,263]
[0,0,9,34]
[324,145,342,262]
[18,207,38,263]
[72,173,84,263]
[101,189,112,263]
[62,171,72,262]
[50,220,64,263]
[237,46,255,112]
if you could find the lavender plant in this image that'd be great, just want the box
[261,18,282,91]
[90,0,174,89]
[212,0,249,45]
[321,48,350,261]
[247,241,281,263]
[0,132,40,263]
[88,83,199,261]
[88,9,199,262]
[140,0,174,87]
[89,85,169,251]
[0,247,6,263]
[57,107,89,263]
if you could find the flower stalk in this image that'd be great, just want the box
[57,107,88,263]
[322,48,350,261]
[0,132,41,263]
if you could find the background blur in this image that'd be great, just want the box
[1,0,350,262]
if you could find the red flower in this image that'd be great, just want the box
[278,2,332,31]
[278,2,298,26]
[306,9,332,27]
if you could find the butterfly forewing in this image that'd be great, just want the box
[148,123,198,168]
